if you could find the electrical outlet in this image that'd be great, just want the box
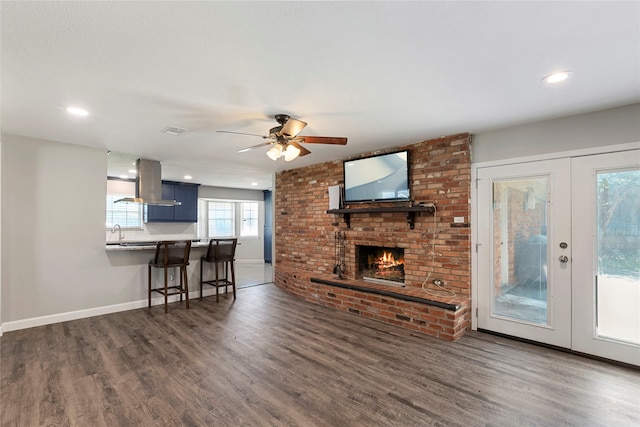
[433,279,444,286]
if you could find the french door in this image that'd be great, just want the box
[475,149,639,366]
[476,158,572,348]
[572,151,639,365]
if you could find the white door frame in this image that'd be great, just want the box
[472,141,640,332]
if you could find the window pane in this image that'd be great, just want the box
[208,202,235,237]
[241,202,259,237]
[106,179,142,229]
[197,199,207,239]
[492,177,549,325]
[596,168,640,344]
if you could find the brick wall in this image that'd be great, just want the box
[274,133,472,339]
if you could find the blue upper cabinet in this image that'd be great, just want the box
[144,181,200,223]
[173,184,198,221]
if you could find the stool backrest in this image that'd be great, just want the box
[152,240,191,266]
[206,238,237,262]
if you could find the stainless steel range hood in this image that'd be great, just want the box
[114,159,181,206]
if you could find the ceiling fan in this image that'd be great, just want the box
[217,114,347,161]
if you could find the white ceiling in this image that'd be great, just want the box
[2,1,639,189]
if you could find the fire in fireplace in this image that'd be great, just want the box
[357,245,405,285]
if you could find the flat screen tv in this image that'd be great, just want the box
[343,150,410,203]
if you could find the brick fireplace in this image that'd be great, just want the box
[274,133,472,340]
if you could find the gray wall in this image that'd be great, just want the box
[1,135,123,325]
[199,185,264,201]
[0,134,264,330]
[472,103,640,163]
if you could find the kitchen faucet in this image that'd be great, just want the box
[111,224,124,241]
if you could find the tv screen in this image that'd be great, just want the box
[343,150,410,203]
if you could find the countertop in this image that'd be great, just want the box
[105,240,210,252]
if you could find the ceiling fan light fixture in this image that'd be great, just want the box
[284,144,301,161]
[267,144,283,161]
[225,114,347,159]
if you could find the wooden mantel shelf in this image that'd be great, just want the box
[327,204,435,229]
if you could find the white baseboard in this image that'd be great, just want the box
[1,287,228,333]
[236,259,268,264]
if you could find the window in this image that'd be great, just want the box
[198,199,262,239]
[207,202,235,237]
[106,178,143,229]
[241,202,259,237]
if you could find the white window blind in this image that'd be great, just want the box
[240,202,259,237]
[106,179,143,229]
[207,201,235,237]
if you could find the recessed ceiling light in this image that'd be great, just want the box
[542,71,573,84]
[128,169,137,174]
[66,106,89,116]
[119,175,128,179]
[184,175,192,180]
[251,182,258,186]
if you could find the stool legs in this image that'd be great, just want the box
[148,264,189,313]
[200,258,236,302]
[229,260,236,300]
[200,257,204,299]
[182,264,189,309]
[215,258,220,303]
[163,266,169,313]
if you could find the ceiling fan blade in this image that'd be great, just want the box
[280,117,307,137]
[217,130,268,138]
[299,136,348,145]
[237,141,272,153]
[289,141,312,157]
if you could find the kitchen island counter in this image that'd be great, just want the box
[105,240,210,252]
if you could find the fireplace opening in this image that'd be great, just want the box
[357,245,405,285]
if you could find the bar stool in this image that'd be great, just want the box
[148,240,191,313]
[200,238,237,301]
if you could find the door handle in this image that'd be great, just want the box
[559,255,569,263]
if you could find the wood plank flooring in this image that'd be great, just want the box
[2,283,639,426]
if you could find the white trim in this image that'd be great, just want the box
[471,167,479,331]
[473,141,640,169]
[236,258,267,264]
[1,288,228,333]
[0,137,2,337]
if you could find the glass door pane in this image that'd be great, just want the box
[492,176,548,324]
[596,169,640,345]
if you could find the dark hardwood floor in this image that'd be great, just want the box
[2,283,639,426]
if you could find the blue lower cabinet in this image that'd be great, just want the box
[144,181,199,223]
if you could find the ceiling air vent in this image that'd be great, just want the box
[161,126,187,136]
